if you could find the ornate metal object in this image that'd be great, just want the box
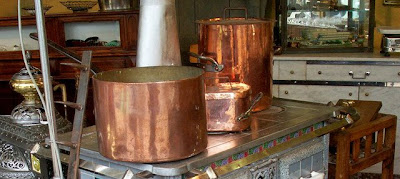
[10,65,46,125]
[9,62,67,126]
[0,115,72,178]
[0,140,29,172]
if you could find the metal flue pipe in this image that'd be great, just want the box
[136,0,182,67]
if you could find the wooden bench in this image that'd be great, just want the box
[329,114,397,178]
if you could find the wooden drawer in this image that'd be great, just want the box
[359,86,400,115]
[307,64,400,82]
[276,61,306,80]
[277,85,358,104]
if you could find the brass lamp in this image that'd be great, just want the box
[9,61,65,126]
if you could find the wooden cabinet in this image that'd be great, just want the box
[0,11,138,122]
[0,10,138,80]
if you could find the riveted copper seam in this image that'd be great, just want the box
[93,66,208,163]
[198,18,274,111]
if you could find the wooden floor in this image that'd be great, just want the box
[353,173,400,179]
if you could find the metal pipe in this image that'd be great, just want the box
[136,0,181,67]
[34,0,63,178]
[30,33,99,74]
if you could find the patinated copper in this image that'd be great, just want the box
[92,66,207,163]
[205,83,251,132]
[197,17,274,111]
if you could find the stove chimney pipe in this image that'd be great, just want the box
[136,0,182,67]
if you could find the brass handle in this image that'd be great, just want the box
[365,93,369,96]
[398,72,400,76]
[54,84,68,120]
[290,70,294,74]
[348,71,370,79]
[318,71,322,75]
[349,92,353,96]
[284,90,289,94]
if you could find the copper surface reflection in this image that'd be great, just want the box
[93,66,208,163]
[197,18,274,111]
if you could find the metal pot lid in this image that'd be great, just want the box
[196,17,269,25]
[205,82,251,100]
[11,65,42,81]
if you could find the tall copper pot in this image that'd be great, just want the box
[92,66,207,163]
[197,8,274,111]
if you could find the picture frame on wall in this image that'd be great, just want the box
[384,0,400,5]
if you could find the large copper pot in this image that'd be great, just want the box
[197,8,274,111]
[92,66,207,163]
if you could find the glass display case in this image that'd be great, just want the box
[276,0,374,52]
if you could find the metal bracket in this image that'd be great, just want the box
[205,167,217,179]
[55,140,77,149]
[134,171,154,178]
[188,52,224,72]
[54,101,83,111]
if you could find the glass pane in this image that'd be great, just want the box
[286,0,370,48]
[0,26,38,51]
[64,21,121,47]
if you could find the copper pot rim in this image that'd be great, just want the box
[196,17,271,25]
[92,66,205,85]
[205,82,251,100]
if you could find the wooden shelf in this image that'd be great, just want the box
[0,10,138,80]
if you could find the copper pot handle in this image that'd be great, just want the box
[237,92,263,121]
[223,7,248,19]
[188,52,224,72]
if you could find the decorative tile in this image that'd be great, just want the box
[199,122,324,171]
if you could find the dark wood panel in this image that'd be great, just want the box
[228,0,248,17]
[195,0,230,20]
[176,0,197,64]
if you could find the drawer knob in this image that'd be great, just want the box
[284,90,289,94]
[349,92,353,96]
[398,72,400,76]
[318,71,322,75]
[290,70,294,74]
[365,93,369,96]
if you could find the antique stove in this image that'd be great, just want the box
[42,99,352,179]
[0,63,72,178]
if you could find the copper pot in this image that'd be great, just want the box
[196,8,274,111]
[205,82,262,132]
[92,66,207,163]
